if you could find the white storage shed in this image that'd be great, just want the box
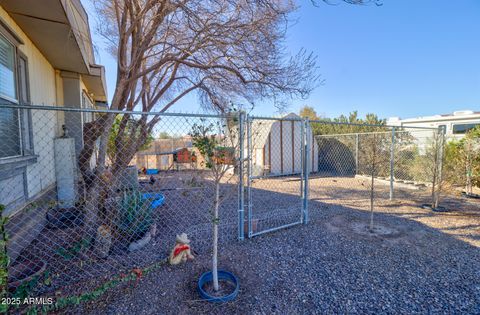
[250,113,319,176]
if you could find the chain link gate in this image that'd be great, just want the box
[243,115,309,237]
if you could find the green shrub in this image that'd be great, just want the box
[443,126,480,192]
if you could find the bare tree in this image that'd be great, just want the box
[359,132,390,231]
[86,0,382,171]
[79,0,375,240]
[429,130,445,209]
[78,0,323,237]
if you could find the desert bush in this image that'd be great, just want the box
[443,126,480,194]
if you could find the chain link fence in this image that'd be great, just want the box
[0,104,240,300]
[308,123,444,220]
[0,104,450,304]
[443,133,480,198]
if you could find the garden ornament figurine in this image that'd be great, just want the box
[169,233,194,265]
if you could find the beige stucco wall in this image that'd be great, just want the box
[55,70,65,135]
[0,6,59,199]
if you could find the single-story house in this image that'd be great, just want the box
[0,0,107,260]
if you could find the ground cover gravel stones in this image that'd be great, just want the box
[73,192,480,314]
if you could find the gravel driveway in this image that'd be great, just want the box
[73,195,480,314]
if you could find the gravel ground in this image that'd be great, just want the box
[68,175,480,314]
[11,171,478,313]
[307,176,480,248]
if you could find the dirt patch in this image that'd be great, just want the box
[350,221,401,238]
[326,215,403,240]
[305,176,480,247]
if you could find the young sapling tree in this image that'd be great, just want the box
[360,132,391,231]
[190,116,239,291]
[429,130,446,209]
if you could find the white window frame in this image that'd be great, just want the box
[0,33,18,103]
[0,23,32,160]
[452,122,480,135]
[81,90,94,124]
[0,32,22,159]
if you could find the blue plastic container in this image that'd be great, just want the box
[142,193,165,209]
[146,169,159,175]
[197,270,239,303]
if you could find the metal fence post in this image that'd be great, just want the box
[303,119,310,224]
[238,111,245,241]
[355,133,359,174]
[246,115,253,238]
[300,119,305,223]
[389,127,396,200]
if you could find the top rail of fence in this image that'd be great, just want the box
[249,115,304,121]
[0,103,234,119]
[308,119,438,130]
[1,104,440,129]
[316,129,437,138]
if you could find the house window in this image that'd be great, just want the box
[0,32,32,159]
[452,123,479,135]
[81,91,94,123]
[0,33,21,159]
[0,33,16,100]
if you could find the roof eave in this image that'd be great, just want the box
[0,0,94,74]
[82,64,108,102]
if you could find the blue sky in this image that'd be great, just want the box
[84,0,480,119]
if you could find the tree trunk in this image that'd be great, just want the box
[82,113,115,239]
[212,180,220,291]
[431,142,438,209]
[111,119,151,176]
[369,170,374,231]
[369,136,376,232]
[466,152,472,195]
[432,171,439,209]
